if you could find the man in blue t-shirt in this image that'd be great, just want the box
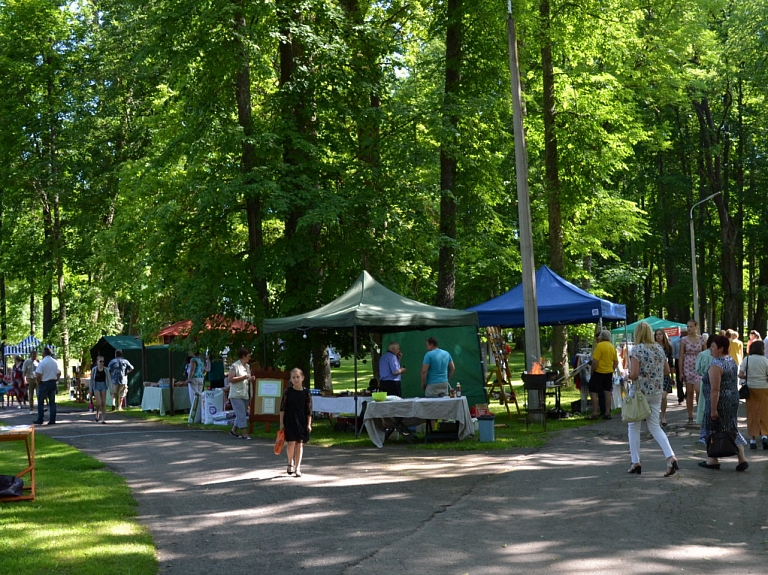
[420,337,455,398]
[107,349,134,411]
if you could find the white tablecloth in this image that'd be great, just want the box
[363,397,473,448]
[312,396,366,416]
[141,387,191,415]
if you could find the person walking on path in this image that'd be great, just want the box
[186,351,205,406]
[33,347,61,425]
[589,330,618,420]
[746,330,761,354]
[420,336,455,398]
[107,350,134,411]
[227,348,255,440]
[11,355,27,409]
[681,320,707,425]
[655,329,674,427]
[89,356,112,423]
[727,329,744,366]
[280,368,313,477]
[626,322,678,477]
[698,334,749,472]
[379,341,405,397]
[738,340,768,451]
[22,350,39,414]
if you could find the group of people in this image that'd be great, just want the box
[378,336,456,398]
[224,348,314,477]
[620,319,767,475]
[6,352,41,411]
[87,349,134,423]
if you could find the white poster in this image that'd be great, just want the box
[262,397,276,414]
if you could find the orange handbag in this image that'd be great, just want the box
[274,429,285,455]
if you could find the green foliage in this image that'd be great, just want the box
[1,0,767,363]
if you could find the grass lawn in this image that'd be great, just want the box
[0,432,157,575]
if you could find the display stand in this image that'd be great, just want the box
[248,368,290,434]
[0,426,36,502]
[485,326,520,418]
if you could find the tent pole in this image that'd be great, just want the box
[168,344,175,415]
[354,326,359,438]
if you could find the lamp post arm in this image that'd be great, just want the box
[688,191,722,328]
[689,191,722,221]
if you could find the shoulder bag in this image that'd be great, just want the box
[706,422,739,458]
[738,358,750,400]
[621,382,651,422]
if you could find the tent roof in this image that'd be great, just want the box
[96,335,143,351]
[262,271,478,333]
[466,265,626,327]
[4,335,57,356]
[611,316,686,335]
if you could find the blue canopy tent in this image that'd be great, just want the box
[467,265,626,327]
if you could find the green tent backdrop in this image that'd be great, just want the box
[611,316,687,342]
[90,336,188,406]
[383,326,484,408]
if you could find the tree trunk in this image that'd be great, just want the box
[540,0,567,372]
[277,1,320,375]
[693,97,741,330]
[54,194,70,386]
[435,0,463,309]
[232,1,268,315]
[756,255,768,335]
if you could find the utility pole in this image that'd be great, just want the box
[506,1,540,369]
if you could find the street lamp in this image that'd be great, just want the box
[689,191,721,328]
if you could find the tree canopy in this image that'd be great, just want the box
[1,0,766,375]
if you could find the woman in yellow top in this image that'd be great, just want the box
[590,330,618,419]
[727,329,744,366]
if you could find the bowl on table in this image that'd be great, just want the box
[372,392,388,402]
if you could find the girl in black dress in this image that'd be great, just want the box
[279,368,313,477]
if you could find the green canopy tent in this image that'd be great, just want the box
[611,316,687,343]
[262,271,483,436]
[90,336,188,407]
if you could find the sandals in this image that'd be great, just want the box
[287,465,294,475]
[294,468,302,477]
[664,458,679,477]
[627,463,641,475]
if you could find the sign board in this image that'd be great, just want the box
[249,368,290,433]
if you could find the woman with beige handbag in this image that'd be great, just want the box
[626,322,679,477]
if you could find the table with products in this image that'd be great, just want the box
[0,425,35,501]
[363,396,473,448]
[141,386,191,415]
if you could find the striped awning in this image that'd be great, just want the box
[4,335,56,356]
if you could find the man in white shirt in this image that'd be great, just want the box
[22,351,39,414]
[34,347,61,425]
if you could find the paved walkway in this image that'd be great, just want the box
[2,399,766,574]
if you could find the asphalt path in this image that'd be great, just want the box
[2,399,766,575]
